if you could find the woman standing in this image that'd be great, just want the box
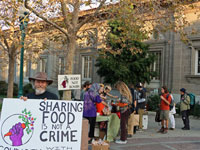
[83,83,108,144]
[115,81,132,144]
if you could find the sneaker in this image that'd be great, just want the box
[88,138,93,144]
[115,140,127,144]
[157,127,164,133]
[169,128,175,130]
[127,134,133,138]
[162,128,168,134]
[182,127,190,130]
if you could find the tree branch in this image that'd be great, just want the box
[60,0,73,31]
[2,35,10,52]
[76,0,107,31]
[0,41,8,52]
[72,1,80,31]
[24,0,70,38]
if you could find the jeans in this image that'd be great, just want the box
[120,109,130,141]
[181,110,190,129]
[85,117,96,138]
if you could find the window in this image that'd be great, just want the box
[58,57,65,74]
[82,56,92,80]
[150,52,161,80]
[39,57,47,73]
[195,50,200,74]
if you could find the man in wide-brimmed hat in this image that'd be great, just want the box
[21,72,58,100]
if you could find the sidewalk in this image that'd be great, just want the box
[89,112,200,150]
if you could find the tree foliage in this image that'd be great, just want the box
[96,20,157,85]
[0,0,44,97]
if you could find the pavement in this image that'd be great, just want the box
[89,112,200,150]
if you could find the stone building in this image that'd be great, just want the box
[1,2,200,101]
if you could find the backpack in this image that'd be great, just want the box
[166,94,174,110]
[187,93,195,108]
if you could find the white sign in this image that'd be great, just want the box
[58,75,81,90]
[0,98,83,150]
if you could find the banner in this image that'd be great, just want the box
[0,98,83,150]
[58,75,81,90]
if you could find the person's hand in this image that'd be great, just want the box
[20,96,28,101]
[9,123,24,146]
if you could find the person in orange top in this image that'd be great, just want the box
[158,86,171,134]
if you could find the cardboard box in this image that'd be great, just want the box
[133,114,139,126]
[92,144,109,150]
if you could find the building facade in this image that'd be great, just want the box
[1,3,200,101]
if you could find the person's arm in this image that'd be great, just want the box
[106,92,118,99]
[102,101,109,107]
[160,95,170,105]
[183,95,190,105]
[100,94,107,100]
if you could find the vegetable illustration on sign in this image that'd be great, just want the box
[3,109,36,146]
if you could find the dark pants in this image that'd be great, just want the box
[181,110,190,129]
[85,117,96,138]
[120,109,130,141]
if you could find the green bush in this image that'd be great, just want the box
[175,102,180,115]
[23,83,34,96]
[147,94,160,111]
[0,81,18,96]
[193,103,200,118]
[13,83,18,96]
[0,81,7,95]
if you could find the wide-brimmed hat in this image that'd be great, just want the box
[29,72,53,85]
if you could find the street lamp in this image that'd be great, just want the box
[18,6,29,97]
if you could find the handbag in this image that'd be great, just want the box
[155,109,161,122]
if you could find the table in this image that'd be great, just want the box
[96,113,120,142]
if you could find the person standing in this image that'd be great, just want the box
[136,83,146,131]
[158,86,171,134]
[169,92,176,130]
[127,84,137,137]
[83,83,108,144]
[115,81,132,144]
[80,81,91,101]
[180,88,190,130]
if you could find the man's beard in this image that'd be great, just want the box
[35,88,46,95]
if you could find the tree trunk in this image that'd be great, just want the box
[7,53,15,98]
[62,36,76,100]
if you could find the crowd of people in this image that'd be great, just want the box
[20,72,192,145]
[79,81,148,144]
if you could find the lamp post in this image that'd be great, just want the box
[18,6,29,97]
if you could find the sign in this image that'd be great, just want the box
[58,75,81,90]
[0,98,83,150]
